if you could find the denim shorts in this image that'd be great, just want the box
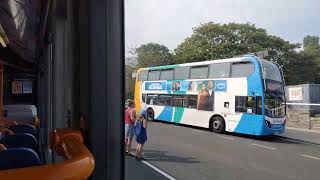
[125,124,134,138]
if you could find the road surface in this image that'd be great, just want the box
[128,121,320,180]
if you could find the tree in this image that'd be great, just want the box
[303,35,320,51]
[174,22,298,67]
[131,43,173,68]
[125,43,173,98]
[125,64,135,99]
[284,35,320,85]
[283,51,318,85]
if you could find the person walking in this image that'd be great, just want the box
[124,99,136,155]
[134,109,147,161]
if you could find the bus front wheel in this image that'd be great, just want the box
[210,116,225,134]
[147,108,154,121]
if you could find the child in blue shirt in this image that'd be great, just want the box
[135,110,148,161]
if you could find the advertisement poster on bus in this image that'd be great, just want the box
[187,81,198,92]
[214,80,227,92]
[145,82,167,91]
[197,80,214,111]
[167,80,196,93]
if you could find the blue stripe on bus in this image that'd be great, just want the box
[234,114,285,135]
[156,106,173,122]
[234,57,274,136]
[246,56,264,96]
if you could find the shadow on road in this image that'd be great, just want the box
[152,120,307,145]
[225,132,303,145]
[134,149,204,164]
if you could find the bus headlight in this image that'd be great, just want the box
[265,120,271,128]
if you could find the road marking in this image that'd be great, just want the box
[130,153,176,180]
[142,160,177,180]
[217,135,234,140]
[301,154,320,160]
[251,143,276,150]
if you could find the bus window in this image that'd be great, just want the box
[142,94,146,103]
[147,94,158,105]
[231,62,254,77]
[171,95,197,108]
[256,96,262,115]
[190,66,208,79]
[148,70,160,80]
[158,95,172,106]
[235,96,257,114]
[188,95,198,109]
[138,70,148,81]
[209,63,230,78]
[160,69,174,80]
[174,67,190,80]
[173,95,183,107]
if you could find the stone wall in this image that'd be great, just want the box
[286,108,311,129]
[286,108,320,131]
[311,117,320,131]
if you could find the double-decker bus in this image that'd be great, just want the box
[134,55,286,136]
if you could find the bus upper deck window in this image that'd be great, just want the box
[190,66,208,79]
[174,67,190,80]
[138,70,148,81]
[148,70,160,80]
[160,69,174,80]
[231,62,254,77]
[209,63,230,78]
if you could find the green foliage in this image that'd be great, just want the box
[132,43,173,68]
[283,51,318,85]
[125,65,135,99]
[173,22,298,67]
[284,36,320,85]
[303,35,320,51]
[126,26,320,88]
[125,43,174,97]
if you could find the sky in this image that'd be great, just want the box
[125,0,320,55]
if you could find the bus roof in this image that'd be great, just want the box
[138,55,262,71]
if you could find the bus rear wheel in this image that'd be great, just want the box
[210,116,225,134]
[147,108,154,121]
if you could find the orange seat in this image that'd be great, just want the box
[0,129,95,179]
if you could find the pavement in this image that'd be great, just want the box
[277,127,320,145]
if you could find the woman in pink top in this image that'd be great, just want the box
[125,100,136,155]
